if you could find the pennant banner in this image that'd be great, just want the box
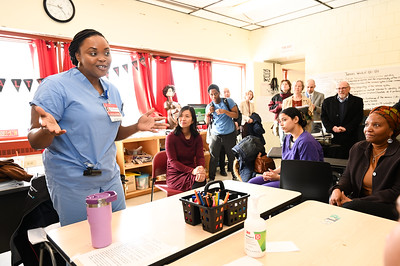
[23,79,33,92]
[132,60,138,71]
[122,64,128,73]
[113,66,119,76]
[11,79,22,92]
[139,57,146,67]
[0,79,5,92]
[37,78,44,84]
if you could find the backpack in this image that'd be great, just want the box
[222,98,242,126]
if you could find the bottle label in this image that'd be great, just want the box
[245,230,266,254]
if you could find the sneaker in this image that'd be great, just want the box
[220,171,228,176]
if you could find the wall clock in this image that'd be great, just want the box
[43,0,75,23]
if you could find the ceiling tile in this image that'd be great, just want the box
[171,0,220,8]
[324,0,366,8]
[191,9,249,27]
[137,0,197,13]
[258,4,330,27]
[206,0,318,23]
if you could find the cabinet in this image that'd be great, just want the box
[116,131,209,199]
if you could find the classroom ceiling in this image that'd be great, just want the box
[135,0,367,30]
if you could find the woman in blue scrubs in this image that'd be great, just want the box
[28,29,166,226]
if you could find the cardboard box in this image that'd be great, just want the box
[125,172,137,193]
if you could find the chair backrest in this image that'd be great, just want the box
[280,160,333,203]
[152,150,168,179]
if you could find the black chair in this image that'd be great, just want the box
[280,160,333,203]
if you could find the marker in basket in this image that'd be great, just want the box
[198,191,205,206]
[223,192,230,204]
[205,195,210,207]
[194,190,201,204]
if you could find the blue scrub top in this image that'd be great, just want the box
[206,98,236,135]
[31,68,123,189]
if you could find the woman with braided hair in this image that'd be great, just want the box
[28,29,167,226]
[330,106,400,220]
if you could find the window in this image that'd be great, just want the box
[212,62,244,104]
[171,60,200,106]
[107,51,140,126]
[0,39,39,137]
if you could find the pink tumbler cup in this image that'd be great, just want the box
[86,191,117,248]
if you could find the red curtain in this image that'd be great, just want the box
[155,56,175,117]
[34,39,58,79]
[130,52,157,114]
[196,60,212,104]
[62,43,74,71]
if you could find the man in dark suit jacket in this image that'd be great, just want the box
[321,81,364,159]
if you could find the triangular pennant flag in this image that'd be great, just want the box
[37,78,43,84]
[113,66,119,76]
[132,60,138,71]
[11,79,22,92]
[122,64,128,73]
[139,57,146,67]
[0,79,5,92]
[23,79,33,92]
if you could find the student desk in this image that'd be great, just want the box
[0,181,30,253]
[46,180,301,265]
[171,200,397,266]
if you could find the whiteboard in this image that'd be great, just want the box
[311,65,400,109]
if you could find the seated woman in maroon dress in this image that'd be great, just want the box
[166,106,207,191]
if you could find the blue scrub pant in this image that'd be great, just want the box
[47,174,126,226]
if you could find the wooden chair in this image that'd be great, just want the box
[150,150,183,202]
[280,160,333,203]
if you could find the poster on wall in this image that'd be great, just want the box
[312,65,400,109]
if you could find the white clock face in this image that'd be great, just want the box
[44,0,75,22]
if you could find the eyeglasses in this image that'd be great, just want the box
[337,86,349,90]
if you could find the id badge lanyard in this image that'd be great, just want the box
[102,90,123,122]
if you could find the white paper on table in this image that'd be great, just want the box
[266,241,299,252]
[75,237,178,266]
[224,256,263,266]
[28,222,61,245]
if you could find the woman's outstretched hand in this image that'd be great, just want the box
[34,105,66,136]
[137,108,168,132]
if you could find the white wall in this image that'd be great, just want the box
[250,0,400,76]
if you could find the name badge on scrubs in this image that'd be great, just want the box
[103,103,122,122]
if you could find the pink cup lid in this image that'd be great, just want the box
[86,191,117,205]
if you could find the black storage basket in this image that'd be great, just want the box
[180,180,249,233]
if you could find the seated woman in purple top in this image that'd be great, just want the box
[166,106,207,191]
[249,107,324,187]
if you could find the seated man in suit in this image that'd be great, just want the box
[321,81,364,159]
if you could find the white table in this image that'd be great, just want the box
[47,180,301,265]
[171,200,397,266]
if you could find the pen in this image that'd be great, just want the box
[223,192,230,204]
